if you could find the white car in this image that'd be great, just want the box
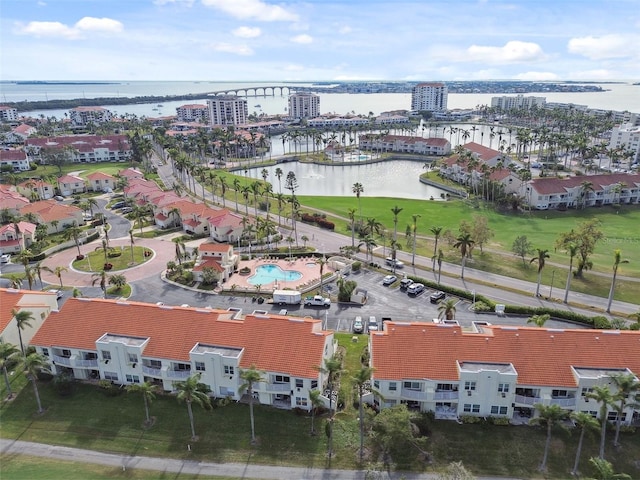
[382,274,397,286]
[0,254,10,264]
[368,316,378,332]
[386,257,404,269]
[353,316,364,334]
[407,283,425,296]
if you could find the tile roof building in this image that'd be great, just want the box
[0,221,36,253]
[57,174,86,196]
[370,322,640,424]
[25,134,131,164]
[359,134,451,156]
[20,200,84,234]
[0,149,31,172]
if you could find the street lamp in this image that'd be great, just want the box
[549,270,556,299]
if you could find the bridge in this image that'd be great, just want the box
[207,85,298,98]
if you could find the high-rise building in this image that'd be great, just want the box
[491,95,546,110]
[288,93,320,119]
[411,82,448,112]
[207,95,248,126]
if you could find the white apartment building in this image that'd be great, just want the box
[411,83,448,112]
[609,123,640,163]
[0,149,31,172]
[491,95,546,110]
[370,322,640,425]
[288,93,320,120]
[207,95,248,126]
[31,298,336,411]
[25,134,132,164]
[0,106,19,122]
[358,134,451,156]
[176,104,210,123]
[69,106,114,127]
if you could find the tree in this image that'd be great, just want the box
[606,249,629,313]
[556,219,604,278]
[92,270,108,298]
[390,205,403,244]
[11,308,34,355]
[563,242,578,303]
[108,273,127,293]
[175,373,211,440]
[63,222,83,257]
[352,366,374,462]
[435,248,444,284]
[453,233,474,279]
[430,226,443,270]
[530,248,550,297]
[471,215,493,254]
[588,457,632,480]
[45,265,68,289]
[526,314,550,327]
[438,298,457,320]
[371,404,423,470]
[410,214,420,266]
[309,389,323,435]
[586,385,615,459]
[347,207,357,247]
[240,365,265,445]
[610,372,640,447]
[126,381,158,426]
[21,352,49,414]
[511,235,533,265]
[0,341,20,398]
[529,403,568,471]
[570,411,599,476]
[352,182,364,224]
[436,461,476,480]
[317,354,342,457]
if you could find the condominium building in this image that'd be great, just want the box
[0,106,19,123]
[370,322,640,424]
[490,95,546,110]
[410,83,448,112]
[288,93,320,120]
[207,95,248,126]
[609,123,640,163]
[69,106,114,127]
[176,104,210,123]
[25,134,132,164]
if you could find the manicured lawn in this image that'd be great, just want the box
[72,246,152,272]
[17,161,136,180]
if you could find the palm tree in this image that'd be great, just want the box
[527,314,550,327]
[317,354,342,458]
[347,207,357,247]
[530,403,568,471]
[126,381,158,426]
[92,270,108,298]
[86,198,99,218]
[588,457,632,480]
[63,222,83,257]
[610,372,640,447]
[352,366,374,462]
[309,389,323,435]
[47,266,67,288]
[274,167,283,194]
[563,242,578,303]
[24,265,36,290]
[352,182,364,225]
[390,205,403,244]
[240,365,265,445]
[21,352,49,414]
[436,248,444,284]
[0,341,20,398]
[11,308,34,355]
[175,373,212,440]
[109,273,127,294]
[453,233,474,279]
[410,214,420,266]
[530,248,550,297]
[586,385,615,459]
[570,411,600,476]
[128,229,135,264]
[606,249,629,313]
[437,298,457,320]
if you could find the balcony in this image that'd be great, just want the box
[166,369,191,379]
[515,394,540,405]
[142,365,162,377]
[434,390,459,401]
[550,397,576,407]
[401,388,427,401]
[266,383,291,392]
[76,358,98,368]
[52,354,71,366]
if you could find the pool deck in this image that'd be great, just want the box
[227,257,326,293]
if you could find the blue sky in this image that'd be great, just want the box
[1,0,639,82]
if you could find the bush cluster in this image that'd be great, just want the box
[300,212,334,230]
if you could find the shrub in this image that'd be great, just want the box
[629,322,640,331]
[460,415,482,424]
[352,261,361,272]
[29,252,46,262]
[592,316,612,329]
[97,380,122,397]
[107,251,122,258]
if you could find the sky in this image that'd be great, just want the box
[1,0,639,82]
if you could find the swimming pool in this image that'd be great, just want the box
[248,264,303,285]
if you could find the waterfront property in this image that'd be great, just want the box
[25,134,132,164]
[370,321,640,425]
[359,134,451,156]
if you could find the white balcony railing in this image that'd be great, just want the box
[515,394,540,405]
[52,354,71,366]
[266,383,291,392]
[76,358,98,368]
[401,388,427,400]
[166,369,191,379]
[434,390,459,401]
[550,397,576,407]
[142,365,162,377]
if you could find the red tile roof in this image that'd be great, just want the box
[193,258,225,272]
[20,200,82,223]
[462,142,502,161]
[530,173,640,195]
[371,322,640,387]
[199,243,232,252]
[0,288,56,332]
[31,298,331,377]
[87,172,115,181]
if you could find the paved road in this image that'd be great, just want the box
[0,439,523,480]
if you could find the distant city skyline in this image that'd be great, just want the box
[1,0,639,82]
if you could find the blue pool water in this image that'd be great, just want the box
[248,264,303,285]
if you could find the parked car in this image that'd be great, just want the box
[120,207,133,214]
[0,254,11,264]
[407,283,425,296]
[353,316,364,334]
[367,316,378,332]
[54,195,65,201]
[111,201,126,209]
[304,295,331,307]
[399,278,414,290]
[430,291,446,303]
[385,257,404,268]
[382,274,397,286]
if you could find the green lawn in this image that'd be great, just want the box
[72,246,152,272]
[17,161,137,180]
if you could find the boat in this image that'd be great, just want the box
[157,104,163,107]
[254,104,261,108]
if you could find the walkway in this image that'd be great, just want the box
[0,439,523,480]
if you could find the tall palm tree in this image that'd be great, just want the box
[317,354,342,458]
[21,352,49,414]
[410,214,420,266]
[126,381,158,426]
[63,222,83,257]
[586,385,615,459]
[0,341,20,398]
[352,366,374,462]
[437,298,457,320]
[390,205,403,244]
[606,249,628,313]
[453,233,474,279]
[240,365,264,445]
[92,270,108,298]
[530,403,568,471]
[11,308,34,355]
[347,207,357,247]
[610,372,640,447]
[352,182,364,225]
[47,265,68,288]
[175,373,211,440]
[530,248,550,297]
[24,265,36,290]
[588,457,632,480]
[570,411,600,476]
[436,248,444,284]
[563,242,578,303]
[274,167,283,194]
[309,389,323,435]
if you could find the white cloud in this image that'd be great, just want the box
[338,25,352,35]
[210,43,254,55]
[291,34,312,44]
[570,69,616,80]
[232,26,261,38]
[514,71,559,81]
[201,0,299,22]
[153,0,195,5]
[15,17,123,39]
[568,34,638,60]
[467,41,545,64]
[284,64,304,71]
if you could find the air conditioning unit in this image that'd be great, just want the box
[467,390,472,396]
[501,392,506,398]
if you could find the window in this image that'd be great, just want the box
[552,389,569,398]
[41,348,49,357]
[581,387,593,397]
[62,349,71,357]
[464,381,476,391]
[464,404,472,413]
[491,406,508,415]
[403,381,421,391]
[176,363,191,371]
[274,375,289,383]
[195,361,205,372]
[295,379,304,389]
[126,374,140,384]
[472,404,480,413]
[607,411,619,421]
[128,353,138,364]
[101,350,111,361]
[389,382,397,391]
[582,410,597,418]
[437,383,456,391]
[104,371,118,381]
[311,380,318,389]
[295,397,308,407]
[374,380,380,390]
[498,383,510,393]
[224,365,235,376]
[148,359,161,369]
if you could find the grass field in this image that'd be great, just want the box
[17,161,134,181]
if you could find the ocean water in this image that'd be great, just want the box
[1,81,638,119]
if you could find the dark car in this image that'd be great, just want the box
[430,291,446,303]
